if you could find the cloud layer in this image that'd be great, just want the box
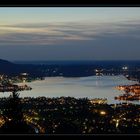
[0,20,140,46]
[0,20,140,60]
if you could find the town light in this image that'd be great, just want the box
[116,119,119,128]
[100,111,106,115]
[122,66,128,70]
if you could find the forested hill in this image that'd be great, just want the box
[0,59,43,77]
[0,59,14,65]
[0,59,140,78]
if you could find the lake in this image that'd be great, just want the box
[0,75,139,104]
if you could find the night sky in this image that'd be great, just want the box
[0,8,140,61]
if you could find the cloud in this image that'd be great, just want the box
[0,20,140,46]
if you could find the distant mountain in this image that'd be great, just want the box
[0,59,14,65]
[0,59,45,77]
[0,59,140,78]
[0,59,19,75]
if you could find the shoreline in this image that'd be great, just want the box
[115,74,140,101]
[1,75,139,105]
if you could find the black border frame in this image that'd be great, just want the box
[0,0,140,6]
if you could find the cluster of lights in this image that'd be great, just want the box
[122,66,128,70]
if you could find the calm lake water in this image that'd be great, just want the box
[0,75,139,104]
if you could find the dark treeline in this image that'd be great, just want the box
[0,59,140,79]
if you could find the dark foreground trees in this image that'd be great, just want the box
[0,91,35,134]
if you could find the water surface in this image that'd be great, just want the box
[1,75,139,104]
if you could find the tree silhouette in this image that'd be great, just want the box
[0,90,35,134]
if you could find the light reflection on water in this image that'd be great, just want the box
[0,75,139,104]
